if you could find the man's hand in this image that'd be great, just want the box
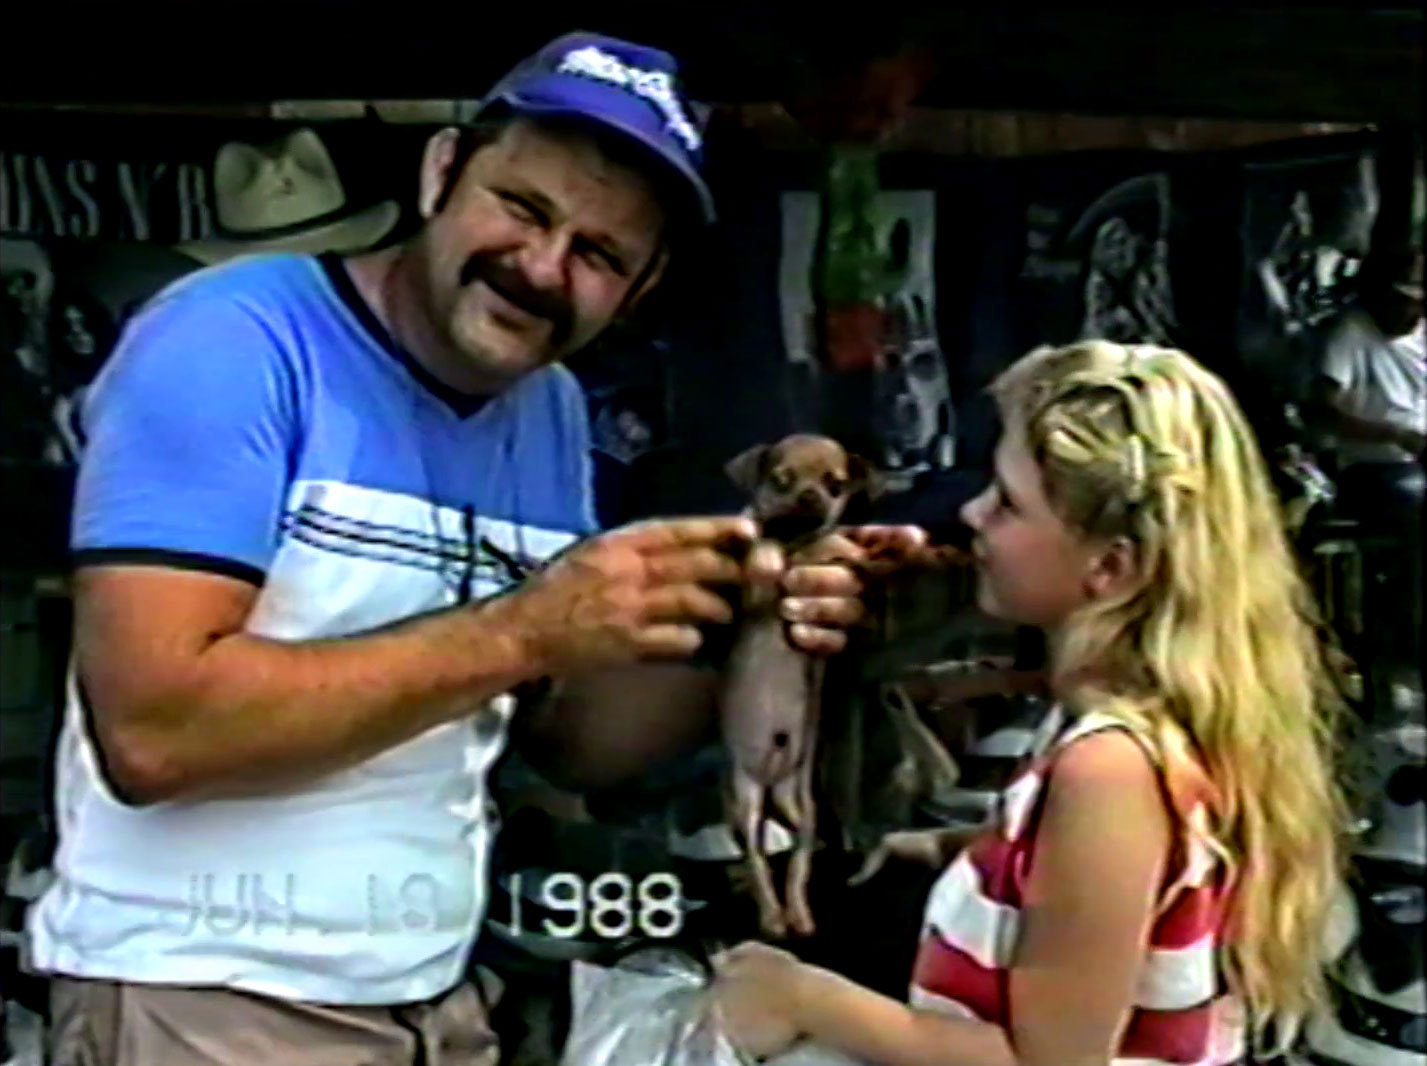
[752,524,929,655]
[498,516,757,673]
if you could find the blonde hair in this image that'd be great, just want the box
[990,340,1349,1054]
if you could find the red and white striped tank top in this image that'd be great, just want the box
[909,710,1246,1066]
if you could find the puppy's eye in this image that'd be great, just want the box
[824,474,846,497]
[770,469,794,492]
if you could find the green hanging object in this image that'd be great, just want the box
[814,144,897,372]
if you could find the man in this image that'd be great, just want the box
[27,33,921,1065]
[1311,247,1424,693]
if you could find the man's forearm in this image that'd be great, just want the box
[91,592,545,804]
[513,662,722,791]
[1331,408,1421,448]
[1311,390,1425,452]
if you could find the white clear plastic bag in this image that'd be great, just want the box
[562,947,742,1066]
[561,946,865,1066]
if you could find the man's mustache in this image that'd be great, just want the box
[459,255,573,347]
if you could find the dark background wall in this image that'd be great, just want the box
[3,6,1420,125]
[0,115,1418,551]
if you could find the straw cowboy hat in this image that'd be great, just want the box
[179,127,399,265]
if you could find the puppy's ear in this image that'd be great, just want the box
[726,444,771,493]
[848,454,889,499]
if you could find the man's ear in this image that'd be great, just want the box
[848,454,889,499]
[725,444,770,494]
[417,127,463,220]
[1082,535,1141,601]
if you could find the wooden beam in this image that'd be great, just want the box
[1,6,1418,124]
[902,9,1422,123]
[724,104,1371,157]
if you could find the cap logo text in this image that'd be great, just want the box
[556,46,702,154]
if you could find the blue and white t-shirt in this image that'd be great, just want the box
[27,252,595,1005]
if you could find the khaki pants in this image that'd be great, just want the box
[49,975,500,1066]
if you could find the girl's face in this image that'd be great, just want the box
[959,425,1109,630]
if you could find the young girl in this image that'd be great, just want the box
[712,341,1349,1066]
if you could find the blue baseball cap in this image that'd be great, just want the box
[472,32,716,226]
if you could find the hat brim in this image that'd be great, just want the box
[176,201,401,266]
[491,77,715,225]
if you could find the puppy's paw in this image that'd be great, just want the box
[757,907,790,940]
[785,900,816,938]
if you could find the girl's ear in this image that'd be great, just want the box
[1082,535,1141,601]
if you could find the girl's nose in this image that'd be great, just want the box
[960,486,990,531]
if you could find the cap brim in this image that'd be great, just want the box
[176,201,401,266]
[490,77,715,225]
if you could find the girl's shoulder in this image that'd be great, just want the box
[1040,722,1171,841]
[1029,710,1228,904]
[996,709,1164,845]
[1049,709,1219,813]
[1051,722,1162,787]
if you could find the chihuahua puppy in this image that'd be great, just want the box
[721,433,878,938]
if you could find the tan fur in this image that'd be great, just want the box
[720,434,871,938]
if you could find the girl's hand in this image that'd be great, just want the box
[711,941,810,1059]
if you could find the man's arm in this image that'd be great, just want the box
[511,663,722,791]
[80,517,752,805]
[511,524,929,790]
[1310,376,1426,453]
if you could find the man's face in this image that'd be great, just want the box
[1369,286,1424,338]
[414,119,667,391]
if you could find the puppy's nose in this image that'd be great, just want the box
[797,488,821,510]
